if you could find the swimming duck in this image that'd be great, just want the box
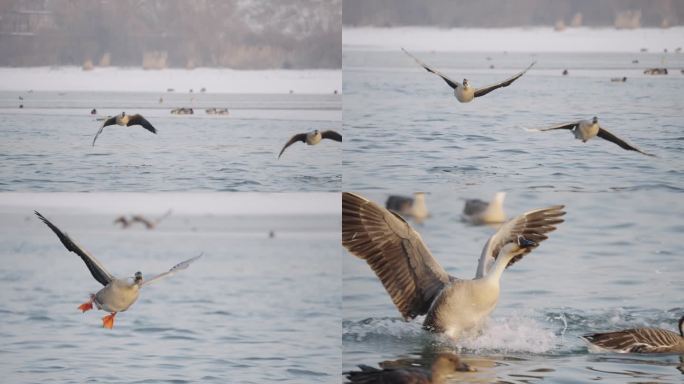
[582,316,684,353]
[462,192,507,225]
[344,353,472,384]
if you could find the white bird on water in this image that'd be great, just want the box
[93,112,157,146]
[342,192,565,339]
[35,211,201,329]
[462,192,507,225]
[527,116,655,156]
[402,48,535,103]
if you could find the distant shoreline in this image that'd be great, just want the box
[0,67,342,94]
[343,26,684,53]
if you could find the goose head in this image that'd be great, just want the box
[462,78,469,88]
[679,315,684,337]
[592,116,598,124]
[134,271,143,285]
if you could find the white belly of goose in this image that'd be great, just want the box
[306,131,322,145]
[455,86,475,103]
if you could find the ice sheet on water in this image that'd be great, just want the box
[344,27,684,53]
[0,67,341,94]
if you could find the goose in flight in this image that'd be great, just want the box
[385,192,429,223]
[35,211,201,329]
[344,353,473,384]
[581,316,684,353]
[528,116,654,156]
[115,210,173,230]
[462,192,507,225]
[402,48,535,103]
[278,129,342,159]
[93,112,157,146]
[342,192,564,339]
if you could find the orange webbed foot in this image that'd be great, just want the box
[78,296,94,312]
[102,313,116,329]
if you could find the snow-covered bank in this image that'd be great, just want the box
[343,27,684,53]
[0,67,341,94]
[0,193,340,215]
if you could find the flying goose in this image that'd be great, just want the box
[35,211,201,329]
[278,129,342,159]
[344,353,473,384]
[114,210,172,230]
[386,192,429,223]
[93,112,157,146]
[342,192,564,339]
[402,48,535,103]
[462,192,507,225]
[528,116,655,156]
[581,316,684,353]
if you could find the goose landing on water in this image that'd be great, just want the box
[35,211,201,329]
[402,48,535,103]
[93,112,157,146]
[527,116,655,157]
[342,192,565,339]
[278,129,342,159]
[581,316,684,353]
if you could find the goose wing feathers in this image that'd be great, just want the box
[342,192,452,320]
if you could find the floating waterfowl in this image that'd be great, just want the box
[171,107,193,115]
[582,316,684,353]
[205,107,229,115]
[93,112,157,146]
[35,211,201,329]
[610,77,627,82]
[562,69,569,76]
[462,192,507,225]
[90,108,97,115]
[527,116,654,156]
[342,192,564,338]
[385,192,429,223]
[402,48,535,103]
[643,68,668,75]
[278,129,342,159]
[344,353,472,384]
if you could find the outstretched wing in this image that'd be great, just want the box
[131,215,154,229]
[342,192,453,320]
[597,127,655,157]
[402,48,461,90]
[474,61,535,97]
[141,253,203,287]
[278,133,307,159]
[92,116,117,146]
[321,130,342,142]
[35,211,113,286]
[475,205,565,278]
[529,121,581,132]
[127,114,157,134]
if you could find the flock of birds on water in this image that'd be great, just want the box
[341,49,677,383]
